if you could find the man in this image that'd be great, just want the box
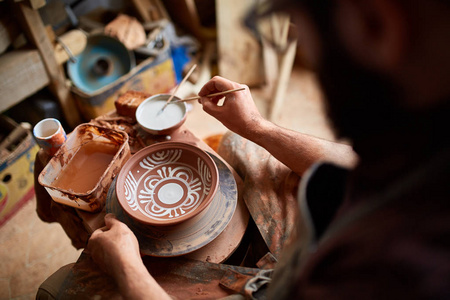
[86,0,450,298]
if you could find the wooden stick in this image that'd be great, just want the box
[271,14,281,47]
[172,87,246,103]
[158,63,197,114]
[280,15,290,49]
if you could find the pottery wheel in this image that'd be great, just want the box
[67,34,135,93]
[106,152,238,257]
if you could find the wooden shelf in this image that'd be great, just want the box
[0,1,82,128]
[0,49,50,113]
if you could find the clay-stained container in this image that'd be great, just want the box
[38,123,131,212]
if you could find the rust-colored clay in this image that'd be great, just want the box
[115,141,219,226]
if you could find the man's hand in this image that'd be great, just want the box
[198,76,264,138]
[86,213,141,277]
[86,214,171,300]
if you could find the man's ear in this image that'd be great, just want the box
[334,0,407,72]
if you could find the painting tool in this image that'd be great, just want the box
[170,87,246,103]
[157,64,197,116]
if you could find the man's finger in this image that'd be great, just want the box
[98,225,109,232]
[104,213,118,228]
[201,99,222,114]
[105,213,117,219]
[199,76,235,96]
[89,228,102,240]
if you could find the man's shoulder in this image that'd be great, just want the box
[297,192,450,299]
[297,151,450,298]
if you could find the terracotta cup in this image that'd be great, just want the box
[33,118,67,156]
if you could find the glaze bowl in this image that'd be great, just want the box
[115,142,219,226]
[136,94,187,135]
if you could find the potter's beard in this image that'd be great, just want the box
[317,38,406,155]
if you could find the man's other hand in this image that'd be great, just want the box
[86,213,141,277]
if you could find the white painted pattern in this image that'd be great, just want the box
[139,149,182,170]
[124,171,138,210]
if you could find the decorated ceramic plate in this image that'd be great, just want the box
[115,142,219,226]
[106,152,238,257]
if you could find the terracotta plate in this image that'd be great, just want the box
[106,152,238,257]
[115,142,219,226]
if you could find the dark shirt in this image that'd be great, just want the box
[269,145,450,299]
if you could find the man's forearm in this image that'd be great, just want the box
[246,119,358,175]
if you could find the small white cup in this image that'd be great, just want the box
[33,118,67,156]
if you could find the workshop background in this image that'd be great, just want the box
[0,0,338,298]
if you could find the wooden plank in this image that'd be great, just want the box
[261,37,279,104]
[163,0,216,42]
[53,29,87,65]
[17,0,47,9]
[16,2,82,128]
[131,0,170,22]
[0,50,49,113]
[268,39,297,121]
[163,0,204,42]
[148,0,170,20]
[216,0,263,87]
[29,0,46,10]
[131,0,152,22]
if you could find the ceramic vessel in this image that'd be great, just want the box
[116,142,219,226]
[135,94,187,135]
[107,151,238,257]
[38,123,131,212]
[33,118,67,156]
